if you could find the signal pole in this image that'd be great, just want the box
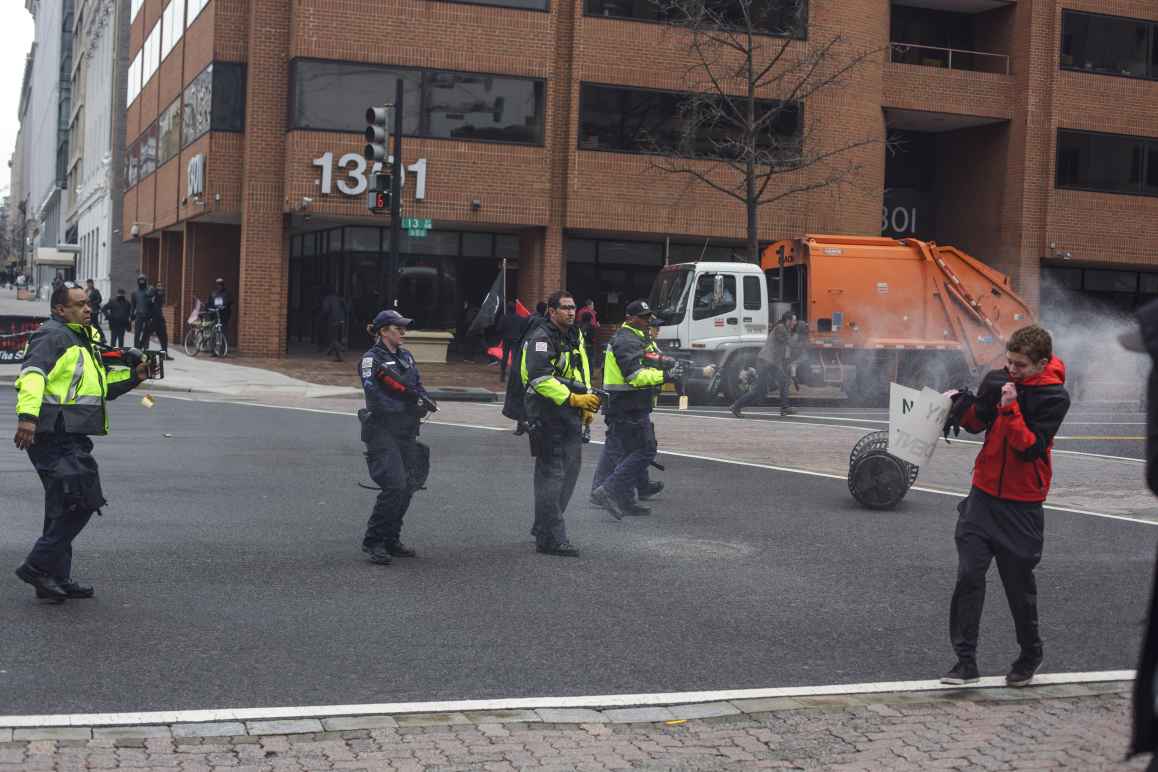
[387,78,403,309]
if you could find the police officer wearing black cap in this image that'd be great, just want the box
[592,299,714,518]
[357,309,434,565]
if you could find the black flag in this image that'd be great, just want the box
[467,270,504,336]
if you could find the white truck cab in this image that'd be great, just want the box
[648,261,792,401]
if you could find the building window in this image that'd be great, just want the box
[1060,10,1155,79]
[429,0,547,10]
[131,0,143,21]
[161,0,185,61]
[187,0,209,27]
[126,138,140,187]
[211,62,246,132]
[143,22,161,86]
[585,0,805,37]
[288,59,545,146]
[127,51,142,105]
[158,99,181,165]
[182,66,213,146]
[421,72,544,144]
[139,122,158,178]
[578,83,801,158]
[1056,129,1158,197]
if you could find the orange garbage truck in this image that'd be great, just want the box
[646,234,1035,404]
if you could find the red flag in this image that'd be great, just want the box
[487,299,530,364]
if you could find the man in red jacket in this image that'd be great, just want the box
[940,324,1071,687]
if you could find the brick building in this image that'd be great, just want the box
[119,0,1158,356]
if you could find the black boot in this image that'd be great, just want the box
[361,544,392,565]
[15,563,68,600]
[637,481,664,500]
[37,580,94,600]
[384,540,417,558]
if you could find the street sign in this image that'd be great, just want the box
[402,218,432,238]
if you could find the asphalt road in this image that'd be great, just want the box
[657,405,1149,461]
[0,392,1152,716]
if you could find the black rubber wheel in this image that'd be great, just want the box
[848,430,919,510]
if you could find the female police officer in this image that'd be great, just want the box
[358,309,434,565]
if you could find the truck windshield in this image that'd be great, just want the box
[648,266,693,323]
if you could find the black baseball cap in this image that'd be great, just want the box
[625,299,654,318]
[371,309,413,331]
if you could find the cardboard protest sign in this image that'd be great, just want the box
[888,383,951,467]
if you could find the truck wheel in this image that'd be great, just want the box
[843,363,888,407]
[723,351,759,404]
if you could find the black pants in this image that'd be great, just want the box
[500,340,516,380]
[109,324,127,348]
[594,414,656,502]
[949,487,1044,664]
[147,315,169,352]
[532,428,582,549]
[133,317,148,348]
[24,434,104,581]
[733,362,789,410]
[363,430,429,548]
[324,322,345,361]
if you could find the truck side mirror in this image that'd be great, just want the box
[712,274,725,306]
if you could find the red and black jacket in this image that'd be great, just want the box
[959,357,1071,503]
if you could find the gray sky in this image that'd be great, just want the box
[0,5,35,198]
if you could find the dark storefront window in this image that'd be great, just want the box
[565,236,743,322]
[158,99,181,165]
[585,0,806,38]
[287,228,522,346]
[1042,264,1158,317]
[1056,129,1157,197]
[578,83,801,158]
[1061,10,1155,79]
[288,60,545,145]
[182,67,213,146]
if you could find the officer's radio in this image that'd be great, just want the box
[97,345,165,380]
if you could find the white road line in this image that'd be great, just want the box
[157,395,1152,522]
[0,671,1134,728]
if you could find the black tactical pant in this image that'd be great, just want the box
[133,316,149,348]
[949,487,1044,664]
[109,324,127,348]
[532,427,582,549]
[147,315,169,352]
[594,414,656,503]
[363,429,429,549]
[25,434,106,582]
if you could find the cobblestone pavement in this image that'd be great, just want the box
[0,683,1146,771]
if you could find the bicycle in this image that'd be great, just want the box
[183,307,229,358]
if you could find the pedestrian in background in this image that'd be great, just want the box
[576,298,600,368]
[319,287,348,362]
[731,311,797,418]
[85,280,104,341]
[102,289,131,348]
[147,281,173,360]
[130,275,152,349]
[940,324,1070,687]
[1122,302,1158,764]
[209,278,233,331]
[496,301,524,382]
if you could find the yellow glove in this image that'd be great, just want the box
[568,392,601,412]
[581,409,595,427]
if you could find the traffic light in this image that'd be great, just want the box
[367,172,391,213]
[364,106,390,163]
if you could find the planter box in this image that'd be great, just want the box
[406,330,454,363]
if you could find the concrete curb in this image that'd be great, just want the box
[0,675,1133,738]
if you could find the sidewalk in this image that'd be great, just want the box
[0,681,1142,770]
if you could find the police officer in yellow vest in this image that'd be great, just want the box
[521,290,598,557]
[12,284,150,602]
[591,300,713,518]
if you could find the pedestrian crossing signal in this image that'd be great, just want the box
[368,189,389,213]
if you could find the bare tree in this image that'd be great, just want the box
[648,0,884,264]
